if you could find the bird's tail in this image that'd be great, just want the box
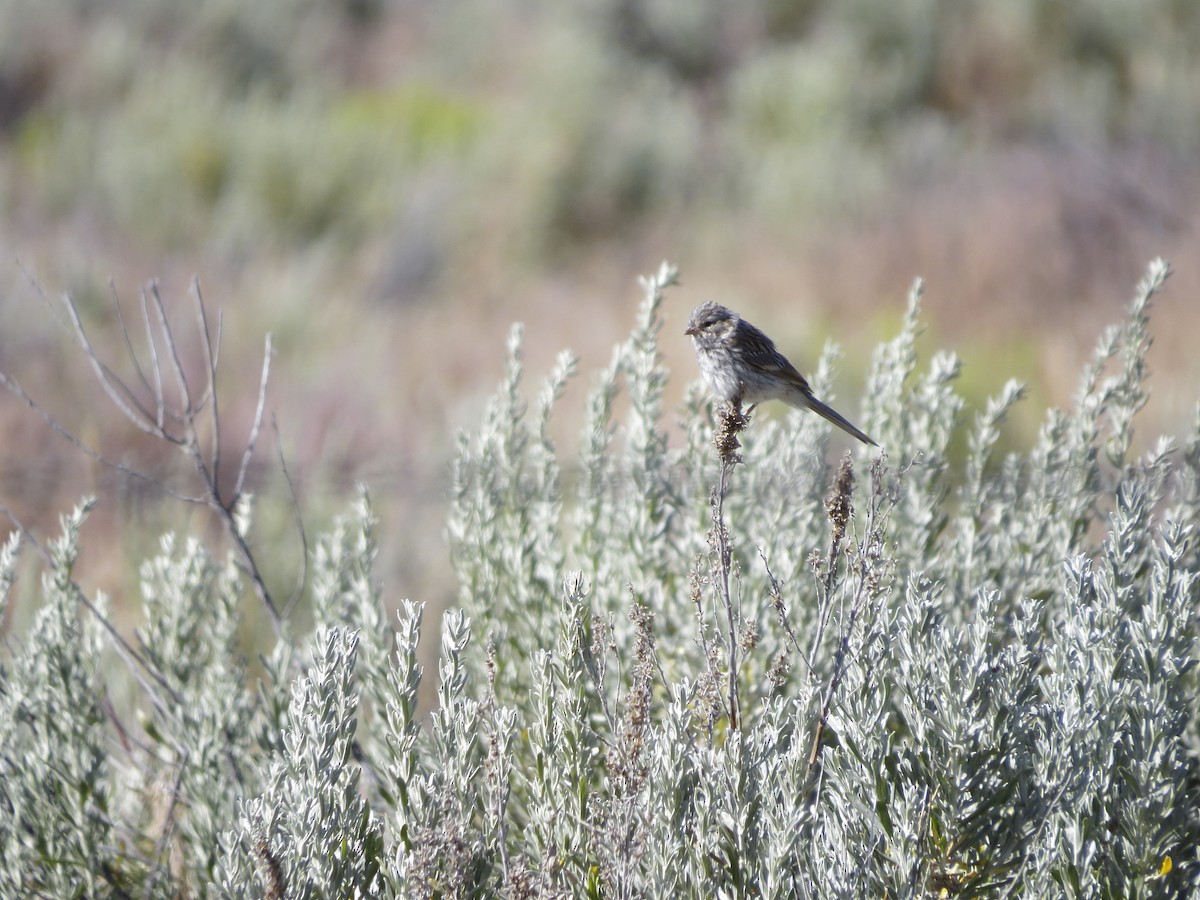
[802,394,878,447]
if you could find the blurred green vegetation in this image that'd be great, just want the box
[4,0,1198,256]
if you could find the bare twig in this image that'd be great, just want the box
[61,292,166,439]
[140,289,167,430]
[807,454,855,674]
[111,279,154,401]
[760,548,814,676]
[806,455,890,779]
[806,565,866,774]
[234,334,273,504]
[274,416,310,619]
[227,515,283,628]
[145,749,189,900]
[710,401,749,730]
[689,555,713,674]
[576,600,616,734]
[192,280,222,491]
[149,283,195,422]
[20,258,71,332]
[0,371,206,505]
[0,499,185,717]
[146,283,282,632]
[906,786,934,896]
[4,279,287,636]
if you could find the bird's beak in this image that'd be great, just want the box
[684,325,697,336]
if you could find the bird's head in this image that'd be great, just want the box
[685,302,737,340]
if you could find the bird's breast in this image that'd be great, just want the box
[695,341,742,402]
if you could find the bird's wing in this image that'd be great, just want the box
[738,321,813,393]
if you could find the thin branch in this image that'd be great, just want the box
[149,282,195,421]
[140,288,168,431]
[192,279,221,492]
[227,518,283,632]
[79,585,186,715]
[60,292,169,440]
[807,453,856,679]
[0,371,207,505]
[805,455,883,780]
[9,277,286,638]
[806,555,868,776]
[906,785,934,896]
[274,416,309,619]
[234,333,273,504]
[148,284,226,521]
[760,548,815,676]
[111,279,155,401]
[0,499,185,716]
[689,555,714,680]
[145,749,189,900]
[711,401,749,730]
[186,290,220,417]
[714,470,740,732]
[149,285,281,635]
[20,257,71,333]
[577,607,617,734]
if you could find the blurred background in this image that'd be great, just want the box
[1,0,1198,620]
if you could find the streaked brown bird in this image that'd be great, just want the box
[685,301,877,446]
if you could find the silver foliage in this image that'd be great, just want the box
[1,259,1197,897]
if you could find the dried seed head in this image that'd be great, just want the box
[825,452,855,545]
[768,651,790,690]
[714,402,749,464]
[739,619,760,651]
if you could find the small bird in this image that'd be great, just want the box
[686,301,877,446]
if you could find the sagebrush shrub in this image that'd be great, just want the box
[1,259,1197,897]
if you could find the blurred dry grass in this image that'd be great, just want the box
[1,0,1198,621]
